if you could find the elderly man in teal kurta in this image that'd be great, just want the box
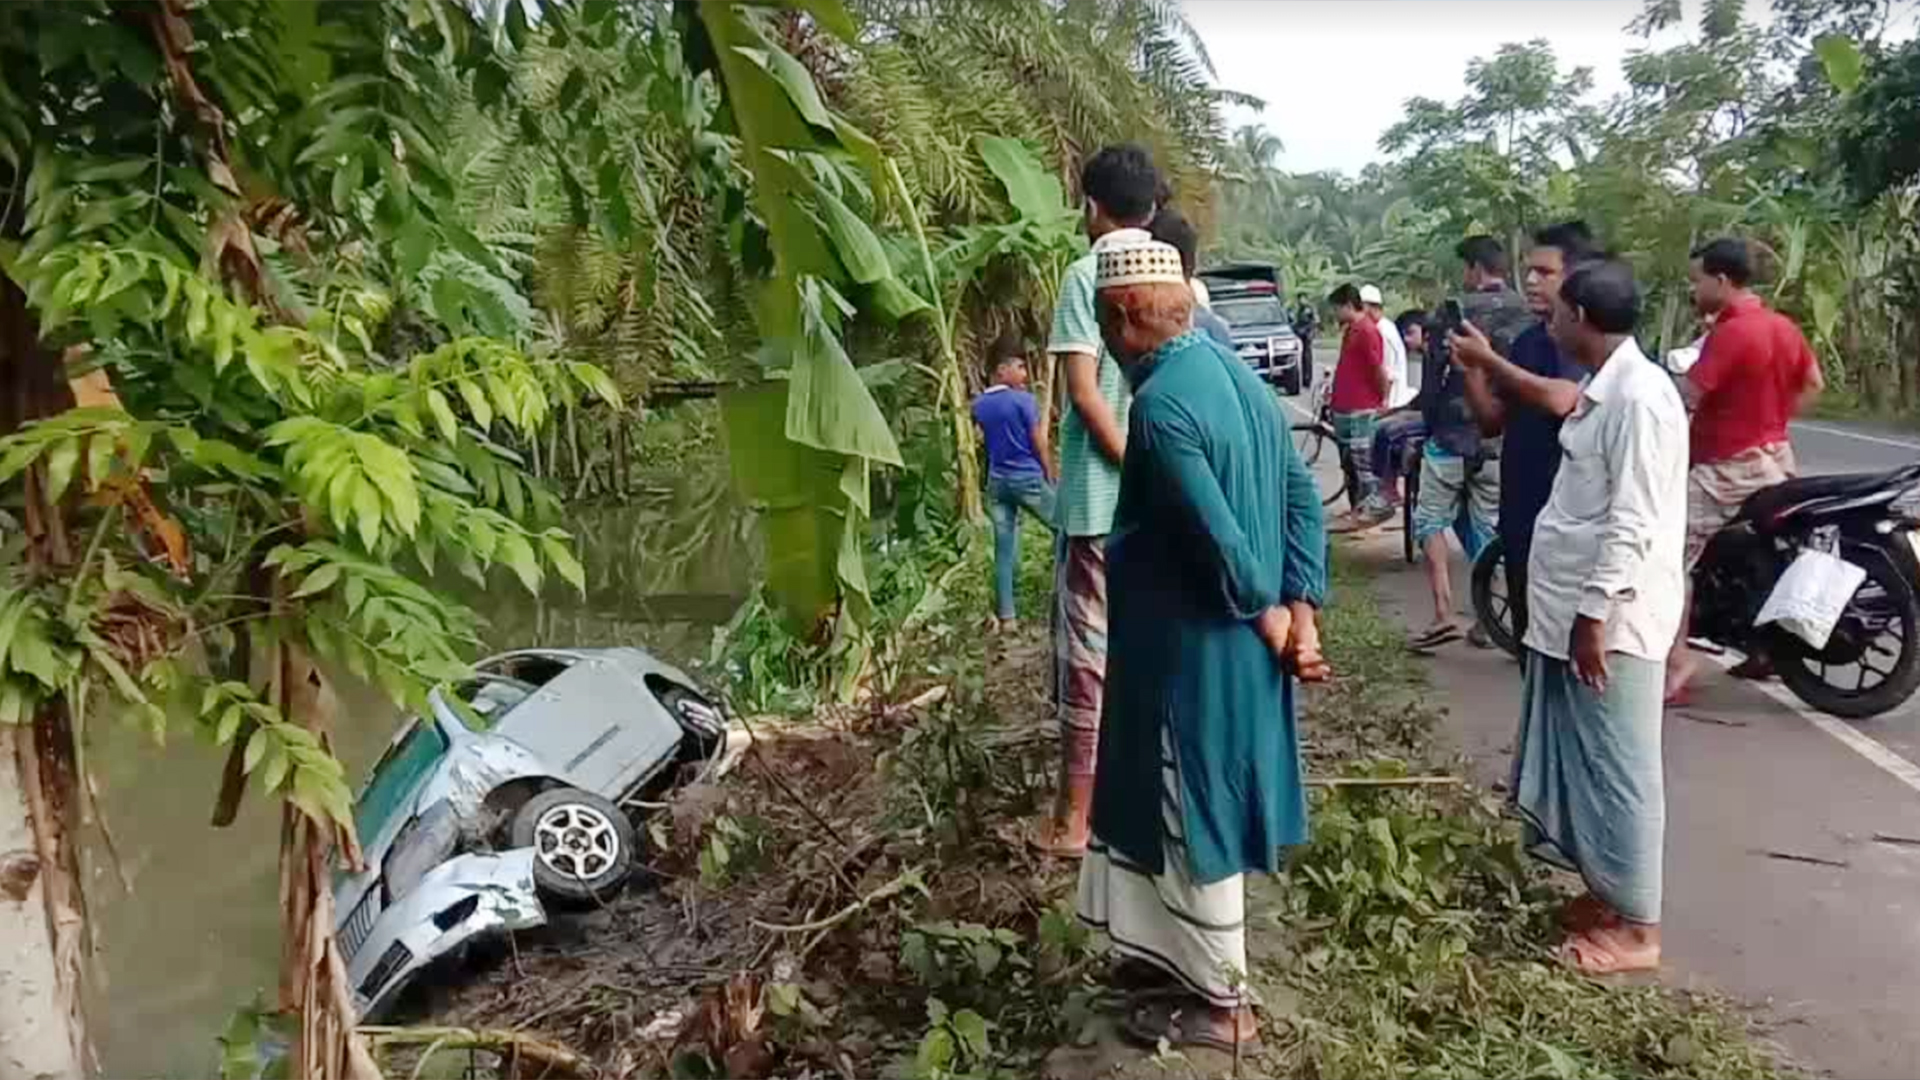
[1075,239,1330,1054]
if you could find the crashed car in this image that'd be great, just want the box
[332,647,729,1019]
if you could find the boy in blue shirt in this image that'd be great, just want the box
[973,335,1057,629]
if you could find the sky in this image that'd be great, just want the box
[1183,0,1754,176]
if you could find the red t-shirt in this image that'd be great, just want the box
[1330,319,1386,413]
[1688,294,1817,463]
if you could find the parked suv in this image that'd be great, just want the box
[1198,263,1306,394]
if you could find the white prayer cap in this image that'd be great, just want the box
[1359,284,1384,305]
[1095,240,1186,290]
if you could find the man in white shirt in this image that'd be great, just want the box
[1361,285,1415,408]
[1501,260,1686,977]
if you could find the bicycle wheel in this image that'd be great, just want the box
[1471,535,1522,658]
[1402,472,1417,564]
[1297,422,1326,466]
[1292,423,1344,507]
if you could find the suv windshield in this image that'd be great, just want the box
[1214,296,1288,329]
[354,719,450,841]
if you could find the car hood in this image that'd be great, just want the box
[1227,322,1296,341]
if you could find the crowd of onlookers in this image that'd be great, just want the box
[966,140,1824,1052]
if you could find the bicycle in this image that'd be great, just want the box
[1469,533,1523,658]
[1289,374,1354,508]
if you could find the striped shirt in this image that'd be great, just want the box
[1049,237,1142,537]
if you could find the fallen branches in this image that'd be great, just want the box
[358,1026,595,1078]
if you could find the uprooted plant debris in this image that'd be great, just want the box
[388,551,1797,1080]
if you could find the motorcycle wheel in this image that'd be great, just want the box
[1773,541,1920,720]
[1470,534,1523,659]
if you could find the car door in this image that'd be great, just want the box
[477,650,682,800]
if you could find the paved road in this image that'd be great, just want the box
[1283,364,1920,1078]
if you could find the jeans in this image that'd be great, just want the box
[988,472,1058,619]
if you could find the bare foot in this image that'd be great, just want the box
[1031,813,1089,857]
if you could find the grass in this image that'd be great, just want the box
[1252,551,1796,1080]
[403,535,1796,1080]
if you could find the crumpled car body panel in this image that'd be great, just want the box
[334,646,725,1019]
[343,849,546,1020]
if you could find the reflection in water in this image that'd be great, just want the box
[90,470,754,1077]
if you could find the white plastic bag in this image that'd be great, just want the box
[1755,548,1867,649]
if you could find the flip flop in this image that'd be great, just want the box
[1728,656,1775,681]
[1409,623,1464,651]
[1123,997,1263,1055]
[1558,927,1660,976]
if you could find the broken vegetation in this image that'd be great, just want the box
[366,538,1794,1080]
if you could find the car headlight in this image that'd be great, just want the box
[383,800,460,903]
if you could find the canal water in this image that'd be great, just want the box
[88,463,756,1077]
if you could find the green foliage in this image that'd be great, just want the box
[913,997,996,1080]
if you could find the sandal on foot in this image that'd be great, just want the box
[1728,655,1775,681]
[1558,927,1660,975]
[1409,623,1464,651]
[1123,997,1262,1055]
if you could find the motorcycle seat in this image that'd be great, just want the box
[1739,465,1920,528]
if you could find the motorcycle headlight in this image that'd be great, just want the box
[1893,483,1920,522]
[382,799,460,903]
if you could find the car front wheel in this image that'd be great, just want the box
[510,787,637,904]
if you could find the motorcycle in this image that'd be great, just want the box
[1688,464,1920,718]
[1471,466,1920,718]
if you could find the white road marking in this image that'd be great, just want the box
[1704,653,1920,796]
[1278,395,1315,424]
[1792,421,1920,452]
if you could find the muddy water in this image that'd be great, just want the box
[89,468,755,1077]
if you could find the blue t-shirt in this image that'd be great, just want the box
[972,385,1044,479]
[1498,322,1585,559]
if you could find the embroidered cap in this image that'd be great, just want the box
[1094,239,1186,290]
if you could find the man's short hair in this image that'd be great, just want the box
[1691,237,1754,287]
[1081,144,1159,223]
[1455,234,1509,277]
[1327,283,1363,309]
[1560,260,1640,334]
[984,328,1024,377]
[1533,220,1599,266]
[1148,207,1200,279]
[1394,309,1428,338]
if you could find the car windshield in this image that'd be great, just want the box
[354,719,450,842]
[447,675,537,732]
[1214,296,1289,329]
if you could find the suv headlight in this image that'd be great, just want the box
[382,800,460,903]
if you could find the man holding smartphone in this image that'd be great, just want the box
[1407,236,1531,650]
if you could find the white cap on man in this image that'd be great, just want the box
[1359,284,1384,306]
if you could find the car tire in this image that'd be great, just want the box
[1281,369,1301,396]
[510,787,637,904]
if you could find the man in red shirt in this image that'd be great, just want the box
[1666,238,1824,700]
[1326,282,1390,532]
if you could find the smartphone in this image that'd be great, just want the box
[1440,299,1465,331]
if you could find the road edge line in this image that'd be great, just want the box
[1792,421,1920,452]
[1705,654,1920,795]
